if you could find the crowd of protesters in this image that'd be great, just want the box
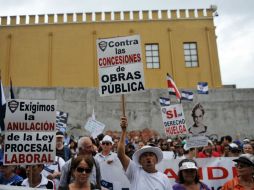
[0,117,254,189]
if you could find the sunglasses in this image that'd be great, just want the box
[102,142,111,146]
[235,163,250,168]
[76,167,92,174]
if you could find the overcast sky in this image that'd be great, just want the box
[0,0,253,88]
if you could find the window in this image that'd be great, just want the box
[183,42,198,67]
[145,44,160,69]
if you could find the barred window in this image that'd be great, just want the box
[183,42,198,67]
[145,44,160,69]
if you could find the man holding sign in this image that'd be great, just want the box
[118,117,172,190]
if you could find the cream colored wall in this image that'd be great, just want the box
[0,9,222,89]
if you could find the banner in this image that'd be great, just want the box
[99,157,236,190]
[97,35,145,96]
[4,99,56,165]
[161,104,188,136]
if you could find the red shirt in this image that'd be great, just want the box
[198,151,220,158]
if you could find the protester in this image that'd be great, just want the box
[117,116,172,190]
[18,164,55,189]
[188,103,207,135]
[228,143,242,157]
[56,131,71,161]
[243,143,254,154]
[173,159,210,190]
[160,139,174,159]
[59,136,101,190]
[68,155,95,190]
[112,137,120,153]
[183,145,196,159]
[69,139,78,157]
[173,143,185,159]
[138,141,145,150]
[198,140,220,158]
[0,162,23,185]
[95,135,118,164]
[125,143,135,159]
[222,154,254,190]
[42,155,65,190]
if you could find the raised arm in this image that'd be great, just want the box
[117,116,130,171]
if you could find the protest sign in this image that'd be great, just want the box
[186,135,209,149]
[4,99,56,165]
[84,117,105,138]
[161,104,188,136]
[97,34,145,96]
[98,157,236,190]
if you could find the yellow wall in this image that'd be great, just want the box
[0,9,222,89]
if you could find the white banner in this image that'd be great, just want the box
[161,104,188,136]
[99,157,236,190]
[97,35,145,96]
[84,117,105,138]
[4,99,56,165]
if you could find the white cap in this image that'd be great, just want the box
[101,135,114,144]
[179,161,198,170]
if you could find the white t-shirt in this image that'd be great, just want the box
[94,151,118,163]
[126,160,173,190]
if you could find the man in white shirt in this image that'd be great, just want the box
[95,135,118,164]
[118,117,173,190]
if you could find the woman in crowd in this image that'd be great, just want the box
[222,154,254,190]
[68,155,95,190]
[242,143,254,154]
[173,158,210,190]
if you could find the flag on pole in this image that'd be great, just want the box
[10,78,15,99]
[181,91,194,101]
[56,111,68,132]
[167,73,182,101]
[197,82,209,94]
[92,108,96,120]
[159,97,170,107]
[0,79,6,132]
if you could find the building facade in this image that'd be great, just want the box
[0,8,222,89]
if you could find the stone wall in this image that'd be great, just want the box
[5,87,254,140]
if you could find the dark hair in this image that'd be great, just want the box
[177,159,200,184]
[71,155,94,173]
[224,135,232,143]
[191,103,205,118]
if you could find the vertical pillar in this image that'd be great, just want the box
[205,27,215,86]
[167,28,176,80]
[48,32,53,86]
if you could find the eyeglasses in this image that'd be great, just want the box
[76,167,92,174]
[102,142,111,146]
[235,163,250,168]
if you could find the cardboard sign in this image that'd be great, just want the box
[161,104,188,136]
[186,135,209,149]
[4,99,56,165]
[84,117,105,138]
[97,35,145,96]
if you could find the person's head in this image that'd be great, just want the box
[228,143,241,157]
[202,140,213,156]
[100,135,114,153]
[25,164,44,178]
[78,137,94,156]
[138,141,145,150]
[222,135,232,146]
[175,143,184,156]
[56,131,64,149]
[132,145,163,173]
[233,154,254,177]
[71,155,94,185]
[0,163,16,178]
[177,159,199,184]
[191,103,205,125]
[160,140,169,151]
[243,143,254,154]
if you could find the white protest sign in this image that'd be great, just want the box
[4,99,56,165]
[84,117,105,138]
[97,157,236,190]
[161,104,188,136]
[97,34,145,96]
[186,135,209,149]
